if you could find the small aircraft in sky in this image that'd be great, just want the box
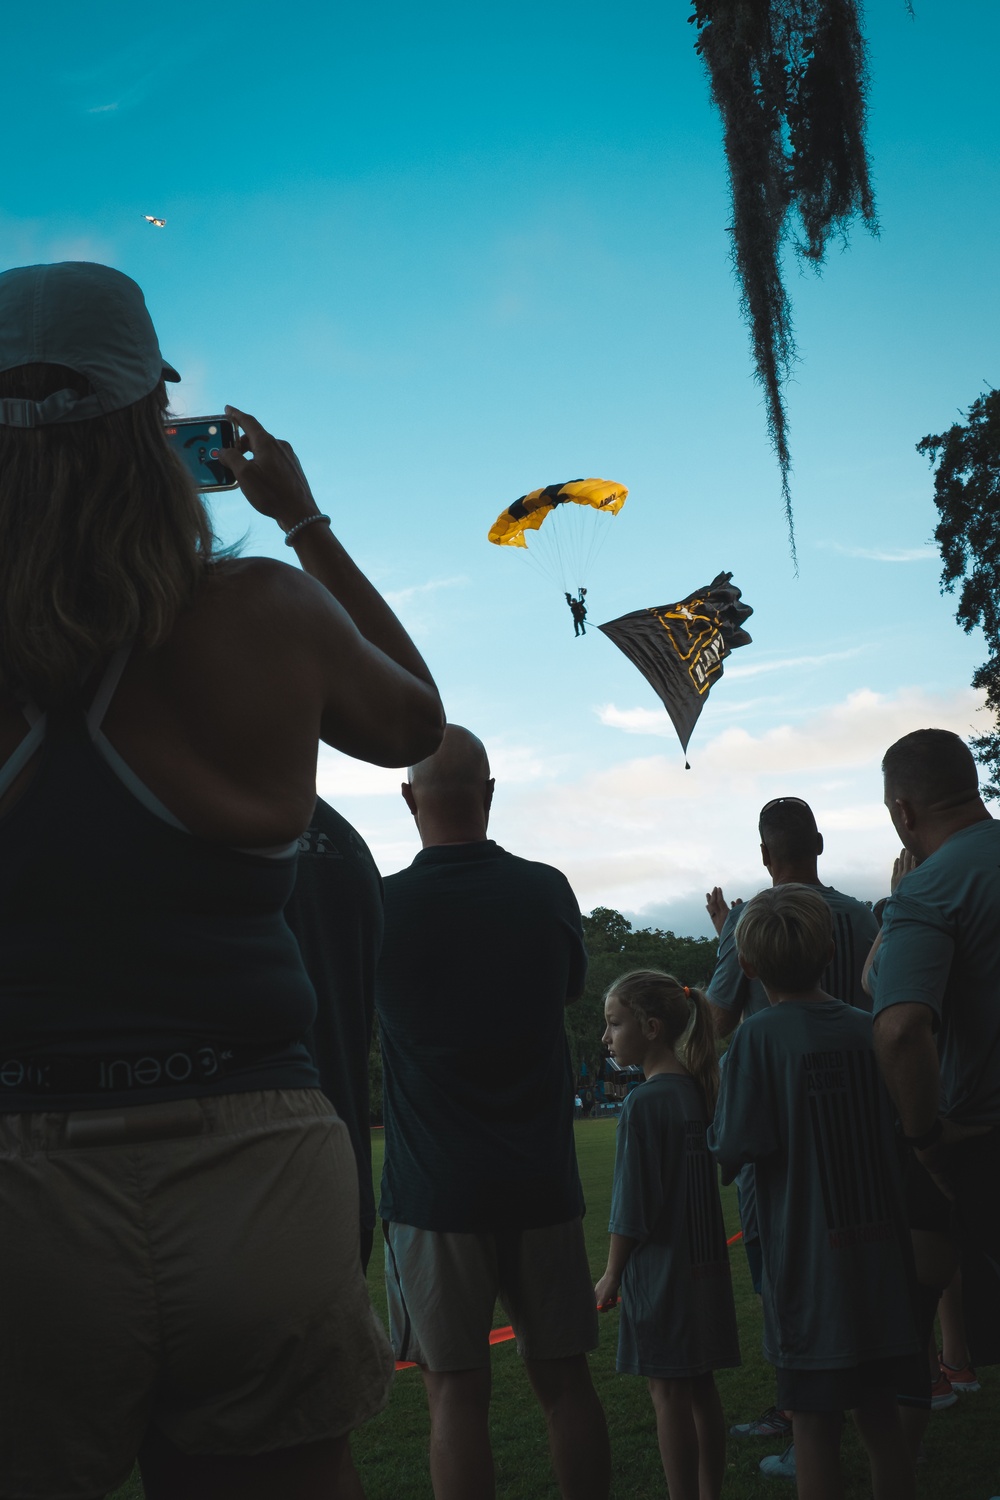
[143,215,166,228]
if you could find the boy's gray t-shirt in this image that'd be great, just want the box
[870,819,1000,1126]
[610,1073,740,1378]
[708,885,878,1247]
[708,1000,917,1370]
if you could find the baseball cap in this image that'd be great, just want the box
[0,262,180,428]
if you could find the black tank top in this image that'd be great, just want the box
[0,694,319,1111]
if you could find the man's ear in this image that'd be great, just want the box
[760,841,771,870]
[485,778,495,813]
[738,953,758,981]
[894,797,918,832]
[816,832,824,857]
[401,782,417,819]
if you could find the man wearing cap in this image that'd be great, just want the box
[704,797,878,1478]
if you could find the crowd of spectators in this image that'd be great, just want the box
[0,262,998,1500]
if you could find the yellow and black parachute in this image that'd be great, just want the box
[488,478,627,593]
[488,478,627,548]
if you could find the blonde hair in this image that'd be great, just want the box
[605,969,719,1115]
[0,364,218,703]
[735,884,833,992]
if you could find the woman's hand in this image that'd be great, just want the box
[218,406,321,531]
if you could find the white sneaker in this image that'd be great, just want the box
[760,1444,796,1480]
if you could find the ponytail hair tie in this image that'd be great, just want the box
[683,985,691,998]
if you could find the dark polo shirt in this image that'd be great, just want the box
[376,840,587,1232]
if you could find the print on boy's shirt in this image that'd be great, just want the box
[803,1048,892,1245]
[685,1119,728,1277]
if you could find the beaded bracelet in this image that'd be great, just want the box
[284,513,332,546]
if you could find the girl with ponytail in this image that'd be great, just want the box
[595,970,740,1500]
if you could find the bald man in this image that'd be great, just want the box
[376,726,610,1500]
[868,729,1000,1454]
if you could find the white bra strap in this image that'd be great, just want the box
[86,640,136,736]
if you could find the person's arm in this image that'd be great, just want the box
[559,874,588,1006]
[861,928,883,999]
[705,901,747,1039]
[710,1001,739,1040]
[872,1002,940,1138]
[595,1234,637,1310]
[871,1001,988,1197]
[220,406,444,767]
[707,1030,774,1185]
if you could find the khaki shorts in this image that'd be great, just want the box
[0,1089,393,1500]
[384,1218,599,1370]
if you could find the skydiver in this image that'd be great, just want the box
[565,589,587,637]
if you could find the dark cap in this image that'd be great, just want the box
[0,261,179,427]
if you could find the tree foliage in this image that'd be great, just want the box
[690,0,878,563]
[918,388,1000,797]
[565,907,719,1080]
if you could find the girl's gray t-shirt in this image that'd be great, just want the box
[610,1073,740,1378]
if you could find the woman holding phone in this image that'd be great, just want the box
[0,261,444,1500]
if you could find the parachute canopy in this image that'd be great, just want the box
[488,478,627,549]
[598,572,753,762]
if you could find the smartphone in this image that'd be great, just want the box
[164,415,239,492]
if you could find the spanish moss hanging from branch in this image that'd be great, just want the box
[690,0,878,565]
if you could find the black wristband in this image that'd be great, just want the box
[904,1117,943,1150]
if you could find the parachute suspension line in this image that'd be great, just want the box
[547,509,570,591]
[578,506,613,586]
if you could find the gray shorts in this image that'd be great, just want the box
[383,1218,599,1370]
[0,1090,394,1500]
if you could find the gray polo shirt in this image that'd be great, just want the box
[870,819,1000,1126]
[708,884,878,1018]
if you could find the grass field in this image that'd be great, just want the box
[110,1119,997,1498]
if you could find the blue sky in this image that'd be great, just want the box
[4,1,999,933]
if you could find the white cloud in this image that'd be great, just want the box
[382,575,468,608]
[598,695,781,736]
[820,543,938,564]
[312,684,991,934]
[725,647,867,680]
[316,749,403,799]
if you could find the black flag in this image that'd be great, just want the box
[598,572,753,763]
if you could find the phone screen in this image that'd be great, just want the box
[164,416,238,492]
